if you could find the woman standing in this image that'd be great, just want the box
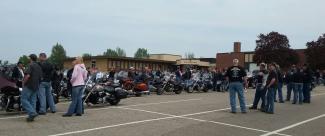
[63,57,88,117]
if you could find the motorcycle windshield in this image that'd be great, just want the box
[0,75,17,91]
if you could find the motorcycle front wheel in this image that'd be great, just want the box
[157,88,164,95]
[186,87,194,93]
[108,98,121,105]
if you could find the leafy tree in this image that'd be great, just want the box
[134,48,149,58]
[185,52,195,59]
[18,55,30,66]
[305,34,325,70]
[3,61,9,66]
[82,53,92,58]
[49,42,67,69]
[103,49,118,57]
[116,47,126,57]
[253,31,299,68]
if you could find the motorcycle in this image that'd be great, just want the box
[83,77,128,106]
[0,86,21,112]
[122,79,149,97]
[157,75,183,95]
[201,77,213,92]
[186,78,209,93]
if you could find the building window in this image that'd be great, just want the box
[120,60,124,69]
[245,54,249,62]
[250,54,254,62]
[91,60,96,68]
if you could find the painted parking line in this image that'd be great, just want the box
[116,107,291,136]
[0,98,201,120]
[260,114,325,136]
[48,116,176,136]
[48,106,291,136]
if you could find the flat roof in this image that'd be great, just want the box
[149,54,182,56]
[66,56,176,63]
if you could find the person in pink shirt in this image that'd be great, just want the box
[63,57,88,117]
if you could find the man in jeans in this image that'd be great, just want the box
[249,63,268,111]
[293,67,304,105]
[37,53,56,115]
[21,54,42,122]
[274,65,284,103]
[264,63,278,114]
[285,65,295,101]
[226,59,247,114]
[302,64,313,103]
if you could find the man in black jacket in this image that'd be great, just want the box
[37,53,56,115]
[286,65,295,101]
[302,64,313,103]
[11,62,24,87]
[21,54,42,122]
[293,67,304,105]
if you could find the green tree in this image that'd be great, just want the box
[103,47,126,57]
[49,42,67,69]
[18,55,30,66]
[3,61,9,66]
[103,49,118,57]
[82,53,92,58]
[305,34,325,70]
[134,48,149,58]
[185,52,195,59]
[253,31,299,68]
[116,47,126,57]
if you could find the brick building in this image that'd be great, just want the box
[216,42,306,71]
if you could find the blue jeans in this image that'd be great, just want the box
[274,83,284,102]
[303,83,311,102]
[293,83,303,104]
[229,82,246,112]
[286,82,294,101]
[252,84,266,109]
[66,86,84,115]
[38,82,56,113]
[266,87,275,113]
[185,80,193,88]
[21,87,38,118]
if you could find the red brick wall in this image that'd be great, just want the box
[296,49,306,67]
[216,52,245,69]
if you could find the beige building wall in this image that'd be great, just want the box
[149,54,182,62]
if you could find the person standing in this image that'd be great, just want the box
[11,62,25,88]
[249,63,268,110]
[302,64,313,103]
[21,54,43,122]
[63,57,88,117]
[274,65,284,103]
[37,53,56,115]
[226,59,247,114]
[292,67,304,105]
[264,63,278,114]
[285,65,295,101]
[212,69,218,91]
[212,69,223,92]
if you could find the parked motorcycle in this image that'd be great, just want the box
[157,75,182,95]
[83,78,128,106]
[186,78,209,93]
[122,79,149,97]
[0,86,21,112]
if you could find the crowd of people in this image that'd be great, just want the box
[226,59,319,114]
[1,55,325,122]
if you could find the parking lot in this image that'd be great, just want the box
[1,86,325,136]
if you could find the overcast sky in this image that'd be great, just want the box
[1,0,325,63]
